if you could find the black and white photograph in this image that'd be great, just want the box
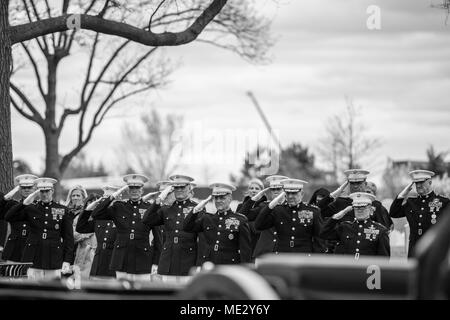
[0,0,450,305]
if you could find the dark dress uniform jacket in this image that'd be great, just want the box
[0,194,30,262]
[320,217,390,258]
[76,209,117,277]
[92,198,162,274]
[319,195,393,229]
[389,191,449,257]
[5,201,74,269]
[238,197,279,258]
[183,209,252,265]
[237,196,267,257]
[143,199,198,275]
[255,202,323,253]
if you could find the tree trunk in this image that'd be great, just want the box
[43,128,62,199]
[0,0,13,192]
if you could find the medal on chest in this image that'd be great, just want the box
[298,210,313,224]
[429,198,442,216]
[51,208,64,220]
[363,225,379,241]
[225,217,240,230]
[139,209,146,219]
[183,207,193,218]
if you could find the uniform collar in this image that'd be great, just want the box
[288,202,301,209]
[217,209,232,216]
[419,190,434,199]
[129,199,142,205]
[354,217,371,225]
[176,199,189,205]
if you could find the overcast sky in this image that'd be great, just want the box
[11,0,450,186]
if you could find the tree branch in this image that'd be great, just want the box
[10,96,38,123]
[10,83,44,125]
[10,0,228,45]
[20,42,47,100]
[149,0,167,30]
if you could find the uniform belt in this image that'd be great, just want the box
[166,232,195,239]
[28,233,61,240]
[117,232,148,241]
[102,243,107,249]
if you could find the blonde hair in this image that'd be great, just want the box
[248,178,264,190]
[65,185,88,207]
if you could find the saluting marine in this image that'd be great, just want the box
[91,174,162,281]
[142,175,199,276]
[76,186,120,278]
[319,169,393,228]
[255,179,323,254]
[183,183,252,265]
[320,192,390,259]
[0,174,38,263]
[389,170,449,257]
[5,178,74,279]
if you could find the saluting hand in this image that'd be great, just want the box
[4,185,21,200]
[193,195,212,213]
[332,205,353,220]
[143,191,160,202]
[251,187,270,202]
[158,185,174,202]
[269,191,286,209]
[398,181,414,199]
[330,180,349,198]
[85,198,102,211]
[23,190,40,205]
[111,185,128,199]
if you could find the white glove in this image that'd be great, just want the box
[193,195,212,213]
[251,187,270,202]
[23,190,40,205]
[158,186,174,202]
[85,198,102,210]
[332,205,353,220]
[268,192,285,209]
[61,262,71,274]
[151,264,158,274]
[143,191,160,202]
[398,181,414,199]
[111,185,128,199]
[330,180,349,198]
[4,186,21,200]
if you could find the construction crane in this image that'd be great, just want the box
[246,91,282,152]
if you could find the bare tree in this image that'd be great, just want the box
[316,97,381,181]
[0,0,273,191]
[118,109,183,181]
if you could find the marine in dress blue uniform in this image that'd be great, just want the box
[0,174,38,262]
[5,178,74,279]
[389,170,450,257]
[255,179,323,254]
[91,174,162,281]
[183,183,252,265]
[143,175,199,276]
[320,192,390,259]
[318,169,393,229]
